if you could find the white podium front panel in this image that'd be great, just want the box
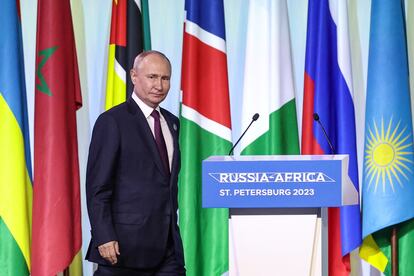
[229,213,323,276]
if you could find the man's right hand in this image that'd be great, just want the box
[98,241,120,265]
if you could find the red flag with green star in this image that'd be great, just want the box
[31,0,82,275]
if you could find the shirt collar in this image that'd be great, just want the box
[132,92,161,118]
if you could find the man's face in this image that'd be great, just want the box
[130,54,171,108]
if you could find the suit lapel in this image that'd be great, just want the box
[127,98,167,177]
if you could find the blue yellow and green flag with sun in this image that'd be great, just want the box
[360,0,414,275]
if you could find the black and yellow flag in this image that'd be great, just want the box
[106,0,151,110]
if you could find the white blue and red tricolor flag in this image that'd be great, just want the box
[302,0,362,275]
[179,0,232,275]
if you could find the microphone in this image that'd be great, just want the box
[313,113,335,154]
[228,113,260,155]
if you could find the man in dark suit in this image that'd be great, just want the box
[86,50,185,275]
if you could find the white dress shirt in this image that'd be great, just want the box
[132,93,174,171]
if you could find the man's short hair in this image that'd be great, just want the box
[133,50,171,71]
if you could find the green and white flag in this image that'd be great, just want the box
[240,0,299,155]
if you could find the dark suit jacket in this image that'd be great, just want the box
[85,97,184,269]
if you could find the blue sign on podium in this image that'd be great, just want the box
[202,155,358,208]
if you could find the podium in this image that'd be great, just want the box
[202,155,359,276]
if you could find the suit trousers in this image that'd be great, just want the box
[94,232,185,276]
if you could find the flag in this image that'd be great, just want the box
[179,0,232,275]
[31,0,83,275]
[105,0,151,110]
[239,0,299,156]
[302,0,361,275]
[0,1,32,275]
[360,0,414,275]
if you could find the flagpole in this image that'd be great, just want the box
[391,227,398,276]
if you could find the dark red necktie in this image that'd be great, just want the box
[151,110,170,175]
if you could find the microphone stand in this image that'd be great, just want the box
[313,113,335,154]
[228,113,260,155]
